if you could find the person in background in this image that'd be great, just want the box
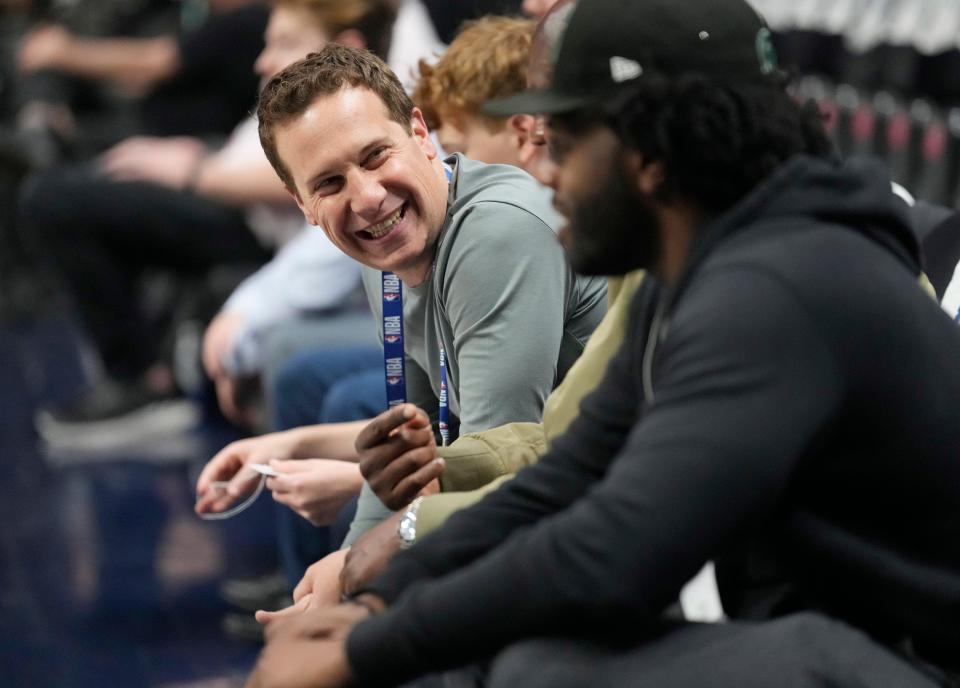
[23,0,394,449]
[15,0,269,145]
[413,15,538,167]
[521,0,560,19]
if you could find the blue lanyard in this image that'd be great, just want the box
[381,270,406,408]
[381,161,453,444]
[437,162,453,445]
[438,346,449,446]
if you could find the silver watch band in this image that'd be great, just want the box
[397,496,425,549]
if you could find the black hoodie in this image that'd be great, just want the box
[347,156,960,685]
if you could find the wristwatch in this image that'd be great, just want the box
[397,496,425,549]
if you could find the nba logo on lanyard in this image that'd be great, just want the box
[381,271,406,408]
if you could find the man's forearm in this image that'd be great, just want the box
[54,36,178,92]
[287,421,370,461]
[191,154,291,206]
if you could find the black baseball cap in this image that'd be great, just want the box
[486,0,778,117]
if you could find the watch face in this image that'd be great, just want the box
[398,515,417,545]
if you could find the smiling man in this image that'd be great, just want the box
[196,45,606,537]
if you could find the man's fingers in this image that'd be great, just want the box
[389,457,445,510]
[256,594,311,625]
[402,406,433,430]
[196,445,244,494]
[397,424,435,448]
[293,571,312,603]
[358,439,405,479]
[265,474,292,495]
[215,377,241,422]
[196,469,261,514]
[354,404,417,451]
[372,447,440,498]
[358,429,435,481]
[226,469,261,499]
[197,489,242,514]
[269,459,316,474]
[194,491,221,515]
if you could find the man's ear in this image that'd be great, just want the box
[332,29,367,50]
[287,184,318,226]
[638,160,665,196]
[410,107,438,160]
[624,151,665,196]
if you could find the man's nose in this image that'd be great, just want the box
[348,171,387,217]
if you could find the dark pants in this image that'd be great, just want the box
[412,613,949,688]
[272,344,385,588]
[487,614,948,688]
[19,163,268,378]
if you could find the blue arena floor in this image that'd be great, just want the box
[0,312,276,687]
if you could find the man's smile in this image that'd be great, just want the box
[358,202,408,241]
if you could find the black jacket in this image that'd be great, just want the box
[348,156,960,685]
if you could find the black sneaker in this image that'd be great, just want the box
[35,379,199,453]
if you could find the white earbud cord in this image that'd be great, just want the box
[197,472,268,521]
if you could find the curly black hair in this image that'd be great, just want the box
[558,73,834,217]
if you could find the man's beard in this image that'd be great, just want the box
[564,155,662,277]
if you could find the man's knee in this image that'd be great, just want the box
[741,613,939,687]
[319,373,383,423]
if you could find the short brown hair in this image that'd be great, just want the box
[258,43,414,191]
[413,16,536,131]
[273,0,398,60]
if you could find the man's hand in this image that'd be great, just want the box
[356,404,444,510]
[212,374,262,429]
[246,635,352,688]
[341,510,403,597]
[247,601,382,688]
[265,600,375,643]
[201,311,262,426]
[203,310,246,380]
[99,136,206,189]
[255,549,348,625]
[195,431,305,515]
[18,24,73,73]
[266,459,363,526]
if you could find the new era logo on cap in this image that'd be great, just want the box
[609,56,643,83]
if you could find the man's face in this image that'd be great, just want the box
[276,87,448,282]
[437,114,520,167]
[546,121,661,276]
[522,0,561,18]
[524,115,559,186]
[255,6,330,82]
